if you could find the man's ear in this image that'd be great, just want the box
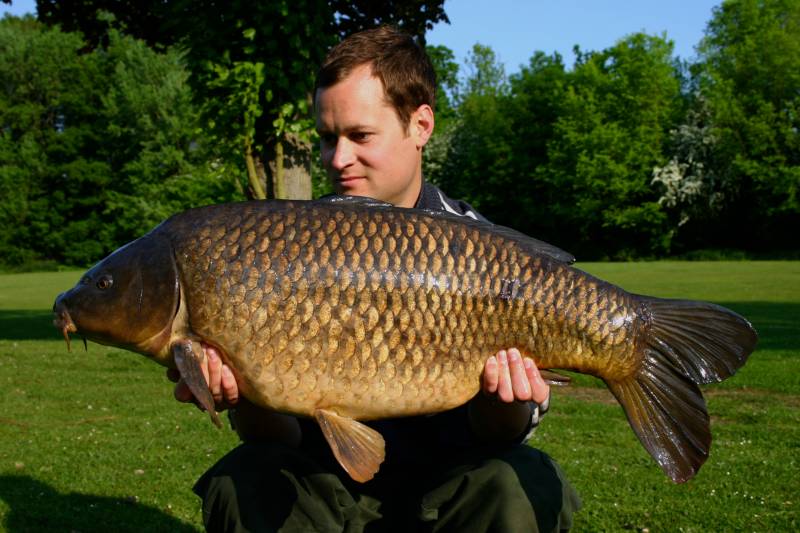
[410,104,435,149]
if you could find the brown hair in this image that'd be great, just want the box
[315,26,436,128]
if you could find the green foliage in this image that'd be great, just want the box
[169,0,334,198]
[430,35,685,259]
[36,0,174,49]
[35,1,449,201]
[427,4,798,259]
[545,34,684,258]
[329,0,448,41]
[98,30,239,243]
[425,44,459,118]
[432,44,513,212]
[693,0,800,251]
[0,16,107,266]
[6,1,799,261]
[0,17,237,268]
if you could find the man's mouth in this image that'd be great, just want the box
[337,175,365,184]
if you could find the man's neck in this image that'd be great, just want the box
[393,173,423,209]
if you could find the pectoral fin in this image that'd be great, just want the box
[314,408,385,483]
[172,340,222,428]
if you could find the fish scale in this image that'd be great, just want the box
[53,196,756,483]
[173,201,631,419]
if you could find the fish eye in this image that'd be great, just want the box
[96,275,113,290]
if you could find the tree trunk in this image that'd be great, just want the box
[268,133,312,200]
[244,137,267,200]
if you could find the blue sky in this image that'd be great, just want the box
[427,0,722,73]
[3,0,721,73]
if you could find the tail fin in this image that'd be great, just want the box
[607,298,757,483]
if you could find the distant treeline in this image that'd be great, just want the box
[426,0,800,260]
[1,0,798,267]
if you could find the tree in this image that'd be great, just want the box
[36,0,173,49]
[36,1,449,201]
[0,16,235,266]
[502,51,569,241]
[426,44,459,119]
[0,15,108,265]
[651,96,732,252]
[421,44,459,184]
[694,0,800,251]
[543,34,684,258]
[166,0,334,200]
[329,0,447,42]
[431,44,515,223]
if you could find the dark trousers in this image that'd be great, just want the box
[194,442,580,533]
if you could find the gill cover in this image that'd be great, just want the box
[55,232,179,352]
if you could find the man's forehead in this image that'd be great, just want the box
[314,80,397,131]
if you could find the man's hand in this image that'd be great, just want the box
[468,347,550,443]
[166,343,239,411]
[481,348,550,405]
[166,343,301,446]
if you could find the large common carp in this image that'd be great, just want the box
[53,197,756,483]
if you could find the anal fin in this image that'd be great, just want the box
[314,408,385,483]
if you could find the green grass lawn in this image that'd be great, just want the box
[1,262,798,531]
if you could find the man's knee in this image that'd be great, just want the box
[194,442,379,533]
[194,442,313,532]
[422,449,547,532]
[495,446,581,532]
[454,447,579,532]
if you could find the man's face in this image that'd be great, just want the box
[315,64,433,208]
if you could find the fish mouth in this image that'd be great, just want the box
[53,306,78,351]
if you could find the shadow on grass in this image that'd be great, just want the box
[0,475,199,532]
[0,310,61,341]
[0,301,797,350]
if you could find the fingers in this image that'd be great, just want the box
[525,357,550,405]
[483,350,517,403]
[496,350,514,403]
[484,348,550,405]
[207,347,223,405]
[508,348,531,401]
[203,344,240,409]
[483,355,499,395]
[171,343,239,410]
[220,364,239,406]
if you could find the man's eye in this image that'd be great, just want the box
[320,134,336,146]
[351,132,371,142]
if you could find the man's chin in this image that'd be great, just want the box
[335,179,372,198]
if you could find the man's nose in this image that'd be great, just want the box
[331,138,355,170]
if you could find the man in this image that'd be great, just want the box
[170,26,580,532]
